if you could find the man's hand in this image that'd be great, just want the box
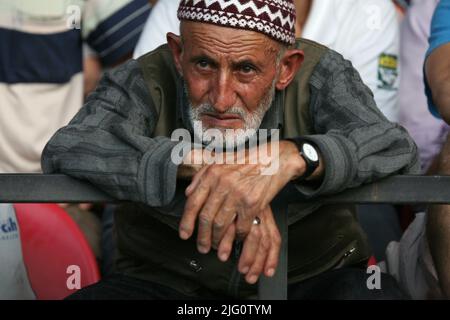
[213,206,281,283]
[179,141,305,254]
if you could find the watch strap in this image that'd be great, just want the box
[286,138,319,181]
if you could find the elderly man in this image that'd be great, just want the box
[134,0,400,122]
[42,0,418,299]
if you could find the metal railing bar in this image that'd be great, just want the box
[3,173,450,300]
[2,174,450,204]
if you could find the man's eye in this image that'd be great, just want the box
[197,60,209,69]
[240,65,255,74]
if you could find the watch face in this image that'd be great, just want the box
[302,143,319,162]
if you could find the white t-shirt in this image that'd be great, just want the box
[302,0,400,122]
[133,0,400,122]
[133,0,180,58]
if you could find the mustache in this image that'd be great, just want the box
[194,104,247,118]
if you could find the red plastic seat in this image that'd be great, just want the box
[14,204,100,300]
[367,255,377,266]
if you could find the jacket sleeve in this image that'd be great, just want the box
[41,59,185,207]
[295,49,420,197]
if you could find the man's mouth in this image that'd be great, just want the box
[201,113,243,128]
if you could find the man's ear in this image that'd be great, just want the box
[167,32,183,76]
[275,49,304,90]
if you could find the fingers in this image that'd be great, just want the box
[193,205,280,286]
[58,203,93,211]
[180,164,227,241]
[78,203,93,211]
[182,164,255,248]
[262,208,281,277]
[197,170,243,253]
[238,223,262,276]
[196,192,228,254]
[234,176,266,240]
[238,207,282,284]
[181,162,279,262]
[185,164,209,197]
[245,231,270,284]
[211,201,237,249]
[217,223,236,262]
[179,168,212,240]
[235,208,256,241]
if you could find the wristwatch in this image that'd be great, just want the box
[287,138,320,180]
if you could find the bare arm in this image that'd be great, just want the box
[425,41,450,298]
[427,202,450,298]
[425,42,450,123]
[427,134,450,298]
[294,0,312,37]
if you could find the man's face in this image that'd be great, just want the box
[176,22,283,144]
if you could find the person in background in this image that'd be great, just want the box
[424,0,450,299]
[398,0,447,174]
[393,0,411,14]
[293,0,403,261]
[133,0,178,58]
[383,0,440,300]
[383,0,450,299]
[0,0,151,266]
[83,44,103,99]
[295,1,404,261]
[0,0,150,173]
[84,1,158,98]
[296,0,401,122]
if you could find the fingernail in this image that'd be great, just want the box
[198,245,209,254]
[219,252,228,261]
[248,275,258,284]
[179,230,189,240]
[267,268,275,277]
[241,266,249,274]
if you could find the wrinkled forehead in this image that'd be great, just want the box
[180,21,281,57]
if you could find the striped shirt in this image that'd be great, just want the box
[0,0,150,173]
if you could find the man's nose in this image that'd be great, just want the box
[209,72,237,113]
